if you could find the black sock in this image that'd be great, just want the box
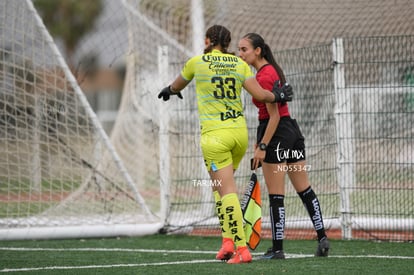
[269,194,285,251]
[298,186,326,241]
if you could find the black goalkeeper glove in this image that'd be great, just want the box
[158,86,183,101]
[271,81,293,103]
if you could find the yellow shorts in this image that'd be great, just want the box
[200,127,248,172]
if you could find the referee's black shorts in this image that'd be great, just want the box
[256,116,306,164]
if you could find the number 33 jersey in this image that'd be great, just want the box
[181,49,254,134]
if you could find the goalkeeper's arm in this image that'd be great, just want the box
[158,75,190,101]
[243,77,293,104]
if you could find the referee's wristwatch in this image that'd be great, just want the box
[259,142,267,151]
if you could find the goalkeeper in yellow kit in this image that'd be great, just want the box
[158,25,292,264]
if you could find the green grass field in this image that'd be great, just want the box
[0,234,413,274]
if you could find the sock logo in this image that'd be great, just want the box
[312,198,323,230]
[228,219,237,228]
[226,206,234,213]
[226,205,242,242]
[216,205,225,232]
[275,207,285,240]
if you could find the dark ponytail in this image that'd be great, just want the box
[204,25,232,54]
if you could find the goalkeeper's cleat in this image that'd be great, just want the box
[315,237,330,257]
[216,238,234,261]
[227,246,252,264]
[261,247,286,259]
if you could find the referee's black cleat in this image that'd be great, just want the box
[315,237,330,257]
[260,248,286,259]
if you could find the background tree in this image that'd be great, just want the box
[34,0,103,71]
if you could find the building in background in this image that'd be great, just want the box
[72,0,128,134]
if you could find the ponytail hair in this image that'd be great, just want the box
[204,25,232,54]
[243,33,286,85]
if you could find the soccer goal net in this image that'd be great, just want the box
[1,0,413,241]
[0,0,162,240]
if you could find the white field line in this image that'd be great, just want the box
[0,247,413,273]
[0,260,219,273]
[1,247,414,259]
